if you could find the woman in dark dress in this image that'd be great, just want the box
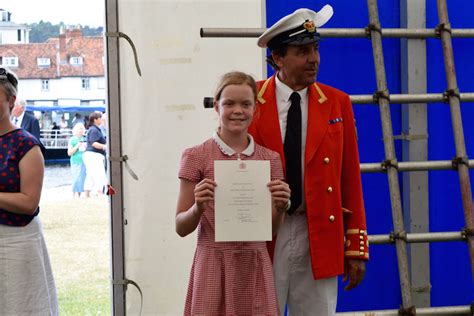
[0,67,58,314]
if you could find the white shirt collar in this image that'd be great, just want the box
[275,73,308,103]
[12,111,25,126]
[212,131,255,157]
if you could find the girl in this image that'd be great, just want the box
[0,67,58,314]
[176,71,290,315]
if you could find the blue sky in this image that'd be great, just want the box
[0,0,105,27]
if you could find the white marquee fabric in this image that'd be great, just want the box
[114,1,265,314]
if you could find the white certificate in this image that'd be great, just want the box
[214,160,272,242]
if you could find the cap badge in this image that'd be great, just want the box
[303,20,316,33]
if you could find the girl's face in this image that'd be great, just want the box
[214,84,255,136]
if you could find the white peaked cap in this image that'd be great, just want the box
[257,5,334,50]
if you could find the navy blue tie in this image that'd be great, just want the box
[284,92,302,215]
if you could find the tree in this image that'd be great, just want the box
[28,22,103,43]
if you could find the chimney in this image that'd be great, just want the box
[67,26,83,38]
[59,26,67,62]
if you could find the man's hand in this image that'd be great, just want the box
[342,259,365,290]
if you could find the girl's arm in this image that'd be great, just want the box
[268,179,290,235]
[175,178,216,237]
[0,146,44,215]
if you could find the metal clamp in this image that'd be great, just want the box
[435,22,452,37]
[452,156,469,170]
[462,227,474,240]
[113,278,143,316]
[365,23,382,37]
[398,305,416,316]
[373,89,390,103]
[443,88,460,102]
[106,31,142,76]
[381,159,399,171]
[110,155,139,180]
[390,230,407,243]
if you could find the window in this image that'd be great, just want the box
[17,29,21,42]
[1,11,8,22]
[41,79,50,92]
[69,56,83,65]
[3,57,18,67]
[37,58,51,67]
[81,78,90,90]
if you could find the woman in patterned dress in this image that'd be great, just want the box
[0,67,58,315]
[176,71,290,315]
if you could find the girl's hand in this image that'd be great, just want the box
[267,180,290,213]
[194,178,217,214]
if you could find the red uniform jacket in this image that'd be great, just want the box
[248,75,369,279]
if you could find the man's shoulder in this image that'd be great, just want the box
[23,111,38,121]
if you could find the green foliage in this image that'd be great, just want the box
[27,21,103,43]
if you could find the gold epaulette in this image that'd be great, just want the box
[313,83,328,104]
[257,78,271,104]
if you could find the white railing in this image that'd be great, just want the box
[40,129,72,149]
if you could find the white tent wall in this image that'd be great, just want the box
[109,0,266,314]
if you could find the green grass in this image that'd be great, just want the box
[40,190,111,315]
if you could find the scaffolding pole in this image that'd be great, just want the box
[204,92,474,108]
[200,28,474,39]
[367,0,413,312]
[336,305,472,315]
[369,231,466,244]
[350,92,474,104]
[360,160,474,173]
[437,0,474,277]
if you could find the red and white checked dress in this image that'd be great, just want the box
[179,135,283,315]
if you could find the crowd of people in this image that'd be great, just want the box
[0,4,369,316]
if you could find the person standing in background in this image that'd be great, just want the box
[83,112,106,197]
[68,122,87,198]
[11,99,41,141]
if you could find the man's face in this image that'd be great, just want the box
[11,105,24,117]
[273,42,320,91]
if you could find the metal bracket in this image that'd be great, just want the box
[373,89,390,103]
[110,155,139,180]
[398,305,416,316]
[390,230,407,243]
[452,156,469,170]
[113,278,143,315]
[381,159,399,171]
[365,23,382,37]
[106,31,142,76]
[443,88,460,102]
[435,22,452,37]
[393,133,428,141]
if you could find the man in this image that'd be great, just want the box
[11,99,41,141]
[248,5,368,315]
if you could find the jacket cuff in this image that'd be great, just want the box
[344,228,369,260]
